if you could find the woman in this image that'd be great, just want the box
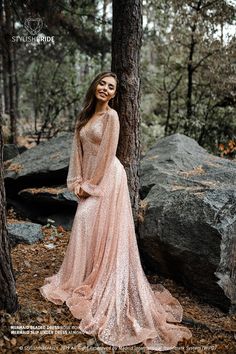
[40,71,192,351]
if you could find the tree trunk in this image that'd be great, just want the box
[186,26,195,127]
[4,0,17,144]
[0,90,18,314]
[0,0,9,115]
[185,0,202,133]
[165,92,171,136]
[100,0,109,70]
[165,75,182,136]
[12,12,19,120]
[111,0,142,226]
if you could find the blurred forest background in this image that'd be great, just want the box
[1,0,236,157]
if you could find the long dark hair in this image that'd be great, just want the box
[75,71,118,133]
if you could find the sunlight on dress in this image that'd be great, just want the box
[39,108,192,351]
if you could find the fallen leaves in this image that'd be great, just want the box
[138,199,149,223]
[218,140,236,158]
[0,210,235,353]
[6,162,23,173]
[178,165,205,177]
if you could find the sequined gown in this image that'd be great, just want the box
[39,108,192,351]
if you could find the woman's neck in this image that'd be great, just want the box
[95,102,110,114]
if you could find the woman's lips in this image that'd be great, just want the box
[99,92,107,97]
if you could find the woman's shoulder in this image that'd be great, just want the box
[108,107,119,119]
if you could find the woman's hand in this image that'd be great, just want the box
[79,189,90,198]
[74,185,90,199]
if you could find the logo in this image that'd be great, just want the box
[12,16,55,46]
[24,18,43,36]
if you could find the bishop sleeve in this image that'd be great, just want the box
[66,126,83,193]
[80,110,120,197]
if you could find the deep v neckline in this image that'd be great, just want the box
[85,108,111,131]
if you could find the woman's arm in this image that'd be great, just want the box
[66,125,83,193]
[79,109,120,197]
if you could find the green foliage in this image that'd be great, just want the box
[6,0,236,154]
[141,0,236,154]
[13,0,112,140]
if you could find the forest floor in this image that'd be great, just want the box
[0,208,236,354]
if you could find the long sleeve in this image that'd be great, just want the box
[66,126,83,193]
[80,110,120,197]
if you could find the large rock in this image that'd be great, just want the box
[4,132,73,196]
[7,222,43,248]
[7,186,78,230]
[3,144,20,161]
[4,132,77,229]
[139,133,236,313]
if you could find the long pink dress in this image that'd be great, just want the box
[40,107,192,351]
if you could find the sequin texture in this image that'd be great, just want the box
[39,108,192,351]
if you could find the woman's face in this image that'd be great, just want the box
[95,76,117,103]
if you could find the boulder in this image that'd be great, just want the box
[139,133,236,313]
[7,222,43,248]
[4,132,73,196]
[3,144,20,161]
[7,186,78,230]
[18,186,77,204]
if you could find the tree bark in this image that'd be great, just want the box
[4,0,17,144]
[186,25,196,126]
[165,92,172,136]
[111,0,142,225]
[12,11,19,120]
[164,75,182,136]
[0,87,18,314]
[0,0,9,114]
[101,0,109,70]
[185,0,202,133]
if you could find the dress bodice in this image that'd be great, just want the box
[66,108,120,197]
[80,112,107,157]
